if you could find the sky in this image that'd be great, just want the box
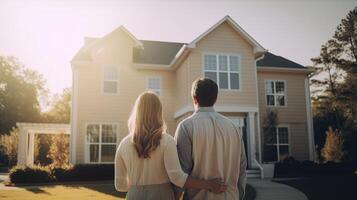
[0,0,356,98]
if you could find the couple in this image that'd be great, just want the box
[115,78,247,200]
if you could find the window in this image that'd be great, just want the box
[265,80,286,106]
[103,66,118,94]
[86,123,118,163]
[264,127,289,162]
[203,54,240,90]
[147,77,161,96]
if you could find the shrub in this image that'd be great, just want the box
[9,165,52,184]
[53,164,114,182]
[9,164,115,184]
[321,127,344,162]
[47,133,69,168]
[0,128,18,166]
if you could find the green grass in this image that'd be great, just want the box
[0,182,256,200]
[0,182,126,200]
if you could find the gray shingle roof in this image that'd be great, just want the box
[133,40,185,65]
[72,39,305,69]
[257,52,305,68]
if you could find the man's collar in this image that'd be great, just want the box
[195,106,215,113]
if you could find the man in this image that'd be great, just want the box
[175,78,247,200]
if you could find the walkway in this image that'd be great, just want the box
[248,178,308,200]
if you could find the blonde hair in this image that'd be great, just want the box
[128,91,166,158]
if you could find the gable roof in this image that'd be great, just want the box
[133,40,186,65]
[188,15,266,56]
[257,52,305,69]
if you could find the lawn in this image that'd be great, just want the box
[0,182,126,200]
[0,182,256,200]
[275,175,357,200]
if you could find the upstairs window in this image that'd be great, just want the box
[203,54,240,90]
[265,80,286,106]
[103,66,118,94]
[147,77,161,96]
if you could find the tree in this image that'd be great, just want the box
[43,88,71,123]
[47,133,69,168]
[0,128,18,166]
[321,127,344,163]
[262,108,278,162]
[0,56,47,134]
[311,7,357,161]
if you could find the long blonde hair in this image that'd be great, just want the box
[128,91,166,158]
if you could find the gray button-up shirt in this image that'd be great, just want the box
[175,107,247,200]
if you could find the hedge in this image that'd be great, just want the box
[274,158,357,178]
[9,165,52,184]
[9,164,114,184]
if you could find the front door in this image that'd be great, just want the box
[228,117,249,166]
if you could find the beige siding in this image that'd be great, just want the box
[174,58,190,110]
[74,29,177,163]
[185,22,258,108]
[257,71,309,161]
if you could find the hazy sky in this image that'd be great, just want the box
[0,0,355,96]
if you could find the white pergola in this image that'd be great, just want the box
[16,123,70,166]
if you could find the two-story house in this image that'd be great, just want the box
[70,16,315,175]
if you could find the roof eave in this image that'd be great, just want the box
[257,66,315,74]
[188,15,267,54]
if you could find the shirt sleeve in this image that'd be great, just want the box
[237,131,247,200]
[174,122,193,174]
[163,135,189,188]
[114,145,129,192]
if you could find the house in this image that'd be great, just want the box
[70,16,315,175]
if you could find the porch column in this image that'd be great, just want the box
[26,132,35,166]
[17,127,26,165]
[248,112,256,168]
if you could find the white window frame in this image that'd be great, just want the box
[85,123,119,164]
[102,66,119,95]
[265,80,287,107]
[146,76,161,96]
[202,53,242,91]
[266,125,291,162]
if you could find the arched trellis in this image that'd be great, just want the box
[16,123,70,166]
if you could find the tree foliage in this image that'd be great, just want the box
[321,127,344,163]
[0,56,47,134]
[43,88,71,123]
[0,128,18,166]
[47,133,69,168]
[311,7,357,161]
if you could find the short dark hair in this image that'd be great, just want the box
[191,78,218,107]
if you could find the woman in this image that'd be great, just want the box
[115,91,226,200]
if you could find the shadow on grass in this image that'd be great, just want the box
[274,175,357,200]
[80,182,126,198]
[25,187,51,195]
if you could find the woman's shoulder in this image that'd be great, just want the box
[118,134,132,148]
[161,133,176,145]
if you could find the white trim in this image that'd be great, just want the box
[264,80,287,107]
[248,112,256,168]
[174,105,258,119]
[70,68,79,164]
[102,65,119,95]
[257,66,315,74]
[169,44,187,66]
[305,77,315,161]
[84,122,119,164]
[201,52,242,91]
[118,26,144,49]
[146,76,161,96]
[188,15,266,56]
[255,54,265,163]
